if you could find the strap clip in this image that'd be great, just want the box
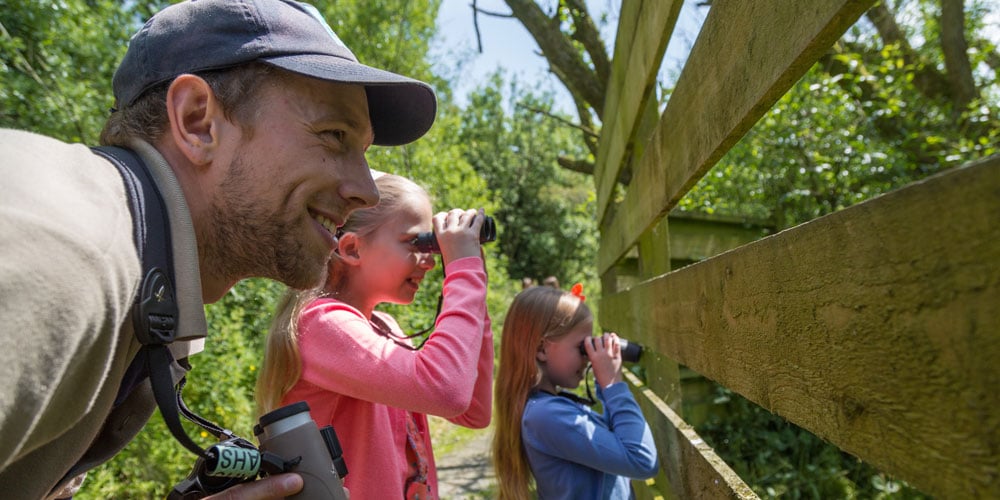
[135,267,178,345]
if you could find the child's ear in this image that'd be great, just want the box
[336,232,362,264]
[536,345,548,363]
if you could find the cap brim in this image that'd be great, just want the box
[264,55,436,146]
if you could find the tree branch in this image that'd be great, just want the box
[573,97,598,157]
[865,2,951,102]
[471,0,516,53]
[556,156,631,185]
[471,2,514,18]
[940,0,978,108]
[472,0,483,53]
[503,0,605,119]
[515,103,599,139]
[556,156,594,175]
[563,0,610,96]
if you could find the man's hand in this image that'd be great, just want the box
[204,473,303,500]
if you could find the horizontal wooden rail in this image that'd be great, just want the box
[625,371,758,499]
[600,156,1000,498]
[598,0,874,274]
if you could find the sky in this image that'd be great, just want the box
[431,0,709,114]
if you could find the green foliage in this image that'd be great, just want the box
[0,0,140,143]
[318,0,442,86]
[457,72,599,288]
[678,2,999,229]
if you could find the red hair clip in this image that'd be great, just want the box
[570,283,586,302]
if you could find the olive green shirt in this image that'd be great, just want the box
[0,129,206,498]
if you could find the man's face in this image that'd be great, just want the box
[201,74,379,291]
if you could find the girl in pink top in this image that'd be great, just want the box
[256,173,493,499]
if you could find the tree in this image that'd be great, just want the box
[474,0,611,158]
[456,72,597,288]
[0,0,150,142]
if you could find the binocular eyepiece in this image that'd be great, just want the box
[578,337,643,363]
[411,215,497,254]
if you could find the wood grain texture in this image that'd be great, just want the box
[601,157,1000,498]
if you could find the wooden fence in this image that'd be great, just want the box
[593,1,999,498]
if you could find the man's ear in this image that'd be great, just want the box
[164,74,227,166]
[336,232,363,264]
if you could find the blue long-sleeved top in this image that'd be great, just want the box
[522,382,659,499]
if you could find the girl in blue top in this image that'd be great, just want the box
[493,285,659,499]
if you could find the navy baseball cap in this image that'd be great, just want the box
[113,0,436,146]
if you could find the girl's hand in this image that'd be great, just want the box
[584,333,624,389]
[432,208,485,265]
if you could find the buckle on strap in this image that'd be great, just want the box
[135,267,178,345]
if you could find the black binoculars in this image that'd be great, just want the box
[579,337,643,363]
[411,215,497,254]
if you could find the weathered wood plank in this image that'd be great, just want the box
[637,216,673,286]
[629,351,684,500]
[600,0,642,125]
[625,371,758,499]
[594,0,682,224]
[666,214,770,264]
[631,214,683,498]
[601,157,1000,498]
[597,0,874,274]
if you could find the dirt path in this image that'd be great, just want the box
[434,427,496,499]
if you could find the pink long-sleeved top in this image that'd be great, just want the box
[281,256,493,499]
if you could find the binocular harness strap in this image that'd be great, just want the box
[94,146,231,460]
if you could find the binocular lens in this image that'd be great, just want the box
[578,338,643,363]
[412,215,496,254]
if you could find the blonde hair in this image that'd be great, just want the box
[254,174,431,416]
[492,286,592,500]
[254,287,320,417]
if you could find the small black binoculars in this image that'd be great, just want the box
[411,215,497,254]
[579,337,643,363]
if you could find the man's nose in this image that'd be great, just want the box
[342,161,380,211]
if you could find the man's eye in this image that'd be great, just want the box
[322,130,346,142]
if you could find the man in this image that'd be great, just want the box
[0,0,436,498]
